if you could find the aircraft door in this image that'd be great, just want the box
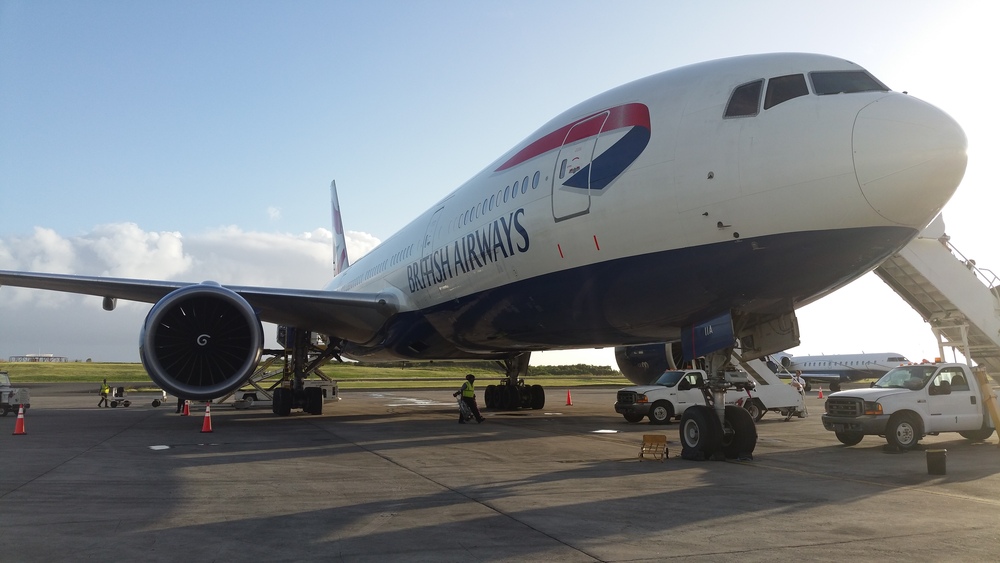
[421,206,445,260]
[552,112,609,222]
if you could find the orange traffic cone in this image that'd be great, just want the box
[566,389,573,406]
[817,386,824,399]
[200,403,213,433]
[182,400,190,416]
[12,404,26,435]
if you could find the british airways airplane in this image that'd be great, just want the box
[0,54,967,425]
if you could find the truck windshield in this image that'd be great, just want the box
[653,371,685,386]
[873,366,937,389]
[0,373,10,386]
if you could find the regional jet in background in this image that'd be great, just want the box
[0,54,967,458]
[772,352,911,391]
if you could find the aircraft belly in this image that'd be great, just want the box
[371,224,916,357]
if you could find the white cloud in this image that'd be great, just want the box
[267,206,282,221]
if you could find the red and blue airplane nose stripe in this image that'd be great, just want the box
[495,102,650,191]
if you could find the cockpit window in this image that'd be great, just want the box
[763,74,809,110]
[810,71,888,95]
[724,79,762,118]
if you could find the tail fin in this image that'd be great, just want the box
[330,180,350,276]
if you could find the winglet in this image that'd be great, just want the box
[330,180,350,276]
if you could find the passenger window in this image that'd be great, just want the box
[810,71,888,95]
[724,79,763,118]
[764,74,808,110]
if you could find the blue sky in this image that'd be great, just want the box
[1,1,997,366]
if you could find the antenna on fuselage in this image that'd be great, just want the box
[330,180,350,276]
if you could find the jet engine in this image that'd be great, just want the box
[140,283,264,401]
[614,342,685,385]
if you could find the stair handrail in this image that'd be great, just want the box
[937,235,1000,300]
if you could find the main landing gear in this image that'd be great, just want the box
[270,327,340,416]
[678,349,758,461]
[482,353,546,410]
[216,326,340,416]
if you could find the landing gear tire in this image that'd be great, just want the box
[506,386,520,410]
[835,430,864,446]
[648,401,674,424]
[304,387,323,415]
[721,405,757,459]
[744,399,766,422]
[623,412,644,423]
[484,385,497,409]
[679,405,723,460]
[529,384,545,409]
[886,412,921,450]
[272,388,293,417]
[803,382,812,392]
[830,381,842,392]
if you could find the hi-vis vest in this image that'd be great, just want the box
[101,383,110,394]
[461,381,475,398]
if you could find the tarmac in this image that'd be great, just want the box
[2,385,1000,562]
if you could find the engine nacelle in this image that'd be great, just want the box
[140,283,263,401]
[614,342,685,385]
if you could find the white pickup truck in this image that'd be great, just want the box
[0,370,31,416]
[615,367,803,424]
[821,362,996,449]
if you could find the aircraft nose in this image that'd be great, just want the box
[853,94,967,227]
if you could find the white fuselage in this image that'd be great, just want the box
[326,53,966,360]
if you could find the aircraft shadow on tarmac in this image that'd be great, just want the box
[7,399,1000,560]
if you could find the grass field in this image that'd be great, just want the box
[0,360,626,390]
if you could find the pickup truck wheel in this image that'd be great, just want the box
[744,399,766,422]
[959,426,995,442]
[835,431,864,446]
[623,412,644,423]
[886,412,921,450]
[648,401,674,424]
[721,405,757,459]
[679,405,723,460]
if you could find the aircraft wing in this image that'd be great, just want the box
[0,270,398,344]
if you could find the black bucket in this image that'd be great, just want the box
[926,449,947,475]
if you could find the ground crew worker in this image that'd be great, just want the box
[453,374,484,423]
[98,378,110,408]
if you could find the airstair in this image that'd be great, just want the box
[874,215,1000,381]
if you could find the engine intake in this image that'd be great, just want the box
[614,342,685,385]
[140,283,263,401]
